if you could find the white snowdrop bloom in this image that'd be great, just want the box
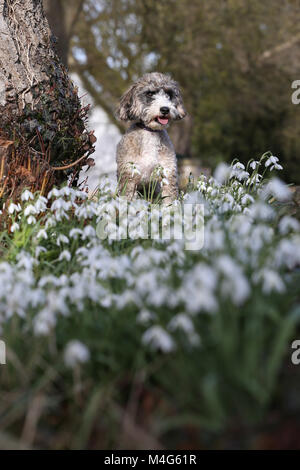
[130,164,141,177]
[270,162,283,171]
[38,275,61,287]
[10,222,20,233]
[8,202,21,214]
[220,276,250,305]
[197,181,207,192]
[265,155,279,167]
[45,216,57,229]
[236,170,250,181]
[253,269,285,294]
[16,252,36,270]
[168,313,195,333]
[33,309,56,336]
[58,250,71,262]
[246,173,262,186]
[82,225,96,240]
[265,155,283,170]
[147,285,170,308]
[168,314,201,347]
[142,326,176,353]
[216,255,250,304]
[36,229,48,240]
[48,187,61,198]
[230,214,252,237]
[56,234,69,246]
[64,340,90,368]
[214,162,231,184]
[21,189,34,201]
[232,162,245,170]
[69,228,83,239]
[267,178,291,201]
[249,160,260,170]
[136,309,156,324]
[51,198,71,212]
[60,186,72,197]
[34,197,48,213]
[279,216,300,235]
[241,194,255,205]
[27,215,37,225]
[35,246,47,257]
[248,202,275,221]
[24,204,37,217]
[249,225,274,253]
[275,237,300,269]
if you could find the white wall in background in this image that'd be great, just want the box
[72,74,120,192]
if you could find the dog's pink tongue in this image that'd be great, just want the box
[158,117,169,125]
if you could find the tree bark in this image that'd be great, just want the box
[0,0,94,173]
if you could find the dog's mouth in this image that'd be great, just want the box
[155,116,169,126]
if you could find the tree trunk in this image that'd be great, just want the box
[0,0,94,179]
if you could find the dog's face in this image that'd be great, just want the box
[116,72,186,130]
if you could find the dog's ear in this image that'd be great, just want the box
[115,84,136,121]
[176,88,187,120]
[177,102,187,120]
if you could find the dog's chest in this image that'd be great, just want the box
[140,129,173,164]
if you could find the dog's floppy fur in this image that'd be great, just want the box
[115,72,186,202]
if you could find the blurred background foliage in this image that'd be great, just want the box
[44,0,300,183]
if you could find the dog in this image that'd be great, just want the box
[115,72,186,202]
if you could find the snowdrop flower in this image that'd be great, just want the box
[69,228,83,239]
[36,229,48,240]
[248,202,275,221]
[253,269,285,294]
[33,309,56,336]
[64,340,90,368]
[142,326,176,353]
[214,162,231,184]
[82,225,96,240]
[128,162,141,177]
[51,198,71,212]
[21,189,34,201]
[279,216,300,235]
[231,168,250,181]
[8,202,21,214]
[232,162,245,170]
[10,222,20,233]
[34,197,47,213]
[35,246,47,257]
[168,313,195,333]
[241,194,255,205]
[267,178,291,201]
[136,309,156,324]
[168,314,201,346]
[24,204,37,217]
[59,250,71,262]
[246,173,262,186]
[265,155,283,170]
[56,234,69,246]
[27,215,37,225]
[249,160,260,170]
[45,216,57,229]
[48,187,61,199]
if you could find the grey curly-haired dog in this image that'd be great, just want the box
[115,72,186,202]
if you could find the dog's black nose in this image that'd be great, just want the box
[160,106,170,115]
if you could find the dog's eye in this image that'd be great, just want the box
[146,90,155,97]
[166,90,174,99]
